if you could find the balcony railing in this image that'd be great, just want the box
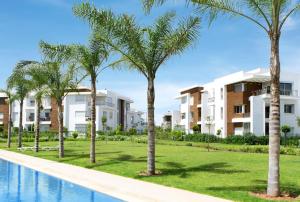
[243,113,250,118]
[208,97,215,103]
[40,117,50,122]
[254,88,299,97]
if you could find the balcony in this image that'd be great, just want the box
[208,97,215,103]
[254,88,299,97]
[27,99,35,107]
[232,113,250,123]
[100,101,114,107]
[242,113,250,118]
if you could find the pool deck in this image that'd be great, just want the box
[0,149,231,202]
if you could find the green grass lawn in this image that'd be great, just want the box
[1,140,300,202]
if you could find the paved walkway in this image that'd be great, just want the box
[0,149,231,202]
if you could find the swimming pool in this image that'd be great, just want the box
[0,158,123,202]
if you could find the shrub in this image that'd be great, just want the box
[86,122,91,138]
[171,130,185,141]
[115,125,122,135]
[128,128,137,136]
[192,125,200,132]
[72,131,78,139]
[12,127,19,134]
[0,125,4,133]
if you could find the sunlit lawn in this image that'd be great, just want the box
[1,140,300,202]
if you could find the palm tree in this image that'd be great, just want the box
[39,41,77,158]
[0,87,17,148]
[25,63,49,152]
[69,41,110,163]
[7,61,34,148]
[144,0,300,196]
[74,4,200,175]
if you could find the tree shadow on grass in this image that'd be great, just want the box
[59,151,123,163]
[138,162,249,179]
[207,179,300,198]
[84,154,163,169]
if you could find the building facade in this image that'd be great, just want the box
[0,87,144,133]
[161,110,181,130]
[177,68,300,137]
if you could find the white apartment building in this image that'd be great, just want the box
[0,87,144,133]
[177,68,300,137]
[127,109,146,133]
[161,110,181,130]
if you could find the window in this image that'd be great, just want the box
[75,95,85,103]
[181,113,186,120]
[106,97,112,103]
[75,111,85,122]
[13,112,18,121]
[284,104,294,114]
[109,111,113,120]
[234,105,243,114]
[75,124,86,133]
[181,97,187,104]
[131,116,134,124]
[103,111,107,118]
[0,98,5,105]
[234,83,245,92]
[0,113,3,120]
[220,88,224,100]
[220,107,223,120]
[280,83,292,95]
[190,112,194,121]
[265,106,270,118]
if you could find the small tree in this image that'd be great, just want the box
[281,125,291,147]
[192,125,200,133]
[205,116,213,152]
[101,116,107,131]
[297,117,300,127]
[216,129,222,136]
[102,116,108,143]
[0,87,17,148]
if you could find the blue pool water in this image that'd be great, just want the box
[0,158,123,202]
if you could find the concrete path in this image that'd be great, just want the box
[0,149,231,202]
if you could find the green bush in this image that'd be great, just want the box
[12,127,19,134]
[72,131,78,139]
[128,128,137,136]
[192,125,200,132]
[115,125,122,135]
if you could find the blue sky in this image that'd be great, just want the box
[1,0,300,123]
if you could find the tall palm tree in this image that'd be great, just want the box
[74,4,200,175]
[0,87,17,148]
[44,39,111,163]
[25,63,49,152]
[144,0,300,196]
[39,41,77,158]
[71,41,110,163]
[7,61,34,148]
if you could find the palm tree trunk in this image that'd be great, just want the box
[58,100,64,158]
[147,78,155,175]
[18,99,23,148]
[267,34,281,197]
[34,99,41,152]
[7,102,12,148]
[90,76,96,163]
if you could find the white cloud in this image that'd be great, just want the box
[282,17,298,31]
